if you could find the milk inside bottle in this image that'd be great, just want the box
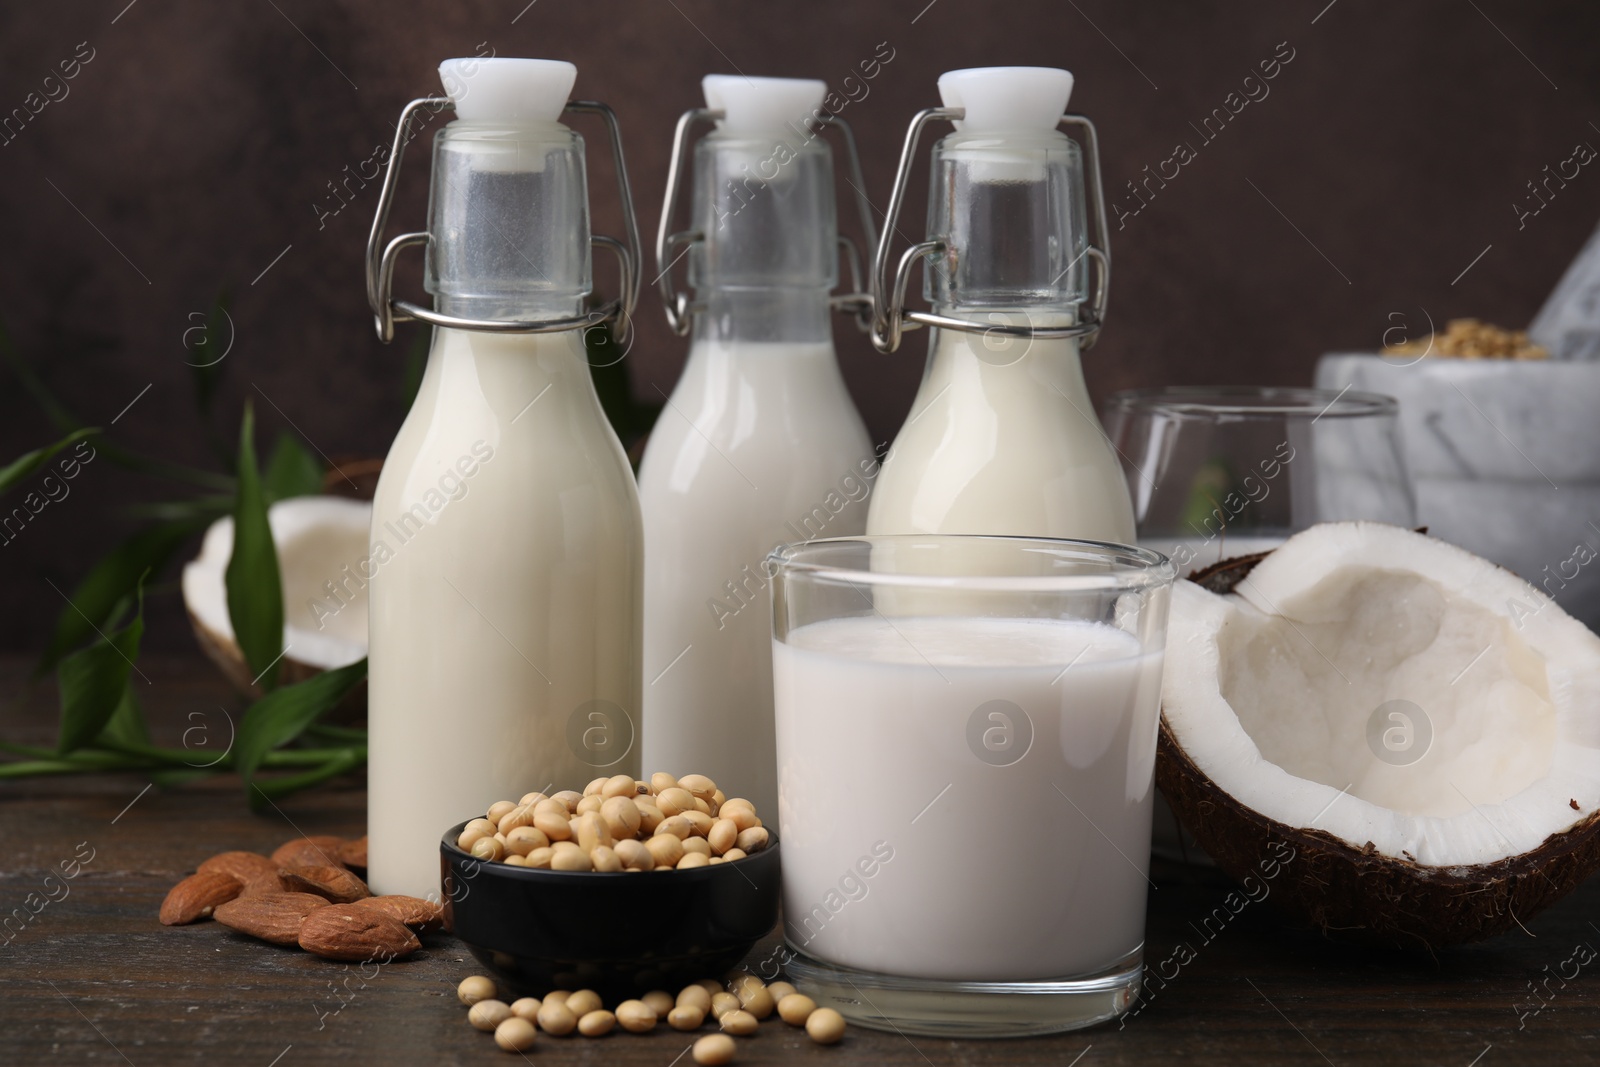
[639,76,874,817]
[363,59,644,898]
[866,67,1135,543]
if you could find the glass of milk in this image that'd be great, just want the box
[768,535,1174,1036]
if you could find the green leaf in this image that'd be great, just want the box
[39,518,206,674]
[226,401,285,691]
[0,317,83,433]
[235,659,367,809]
[401,330,429,412]
[263,433,323,503]
[57,581,146,755]
[0,317,233,492]
[149,766,218,788]
[0,427,99,498]
[250,747,365,805]
[98,685,150,747]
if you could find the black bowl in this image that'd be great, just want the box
[440,821,780,999]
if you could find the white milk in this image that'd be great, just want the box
[639,338,872,817]
[367,326,643,898]
[866,331,1136,542]
[773,614,1162,981]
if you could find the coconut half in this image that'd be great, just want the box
[182,496,372,693]
[1160,521,1600,948]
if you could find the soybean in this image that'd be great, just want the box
[457,975,496,1006]
[738,984,774,1020]
[678,773,717,803]
[614,838,653,871]
[806,1007,846,1045]
[776,993,816,1026]
[578,1008,616,1037]
[644,833,684,868]
[566,989,603,1017]
[536,999,577,1036]
[615,999,657,1033]
[719,1009,758,1036]
[693,1033,737,1065]
[494,1017,537,1052]
[668,1004,706,1031]
[469,999,510,1032]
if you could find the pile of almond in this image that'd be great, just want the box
[159,834,438,963]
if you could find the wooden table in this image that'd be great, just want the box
[3,656,1597,1066]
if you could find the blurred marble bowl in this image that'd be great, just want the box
[1316,353,1600,629]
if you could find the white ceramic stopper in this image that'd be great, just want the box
[703,74,826,135]
[938,66,1074,132]
[439,57,576,123]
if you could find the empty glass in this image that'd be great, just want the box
[1100,386,1416,576]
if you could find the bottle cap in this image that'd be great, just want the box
[702,74,826,135]
[439,57,576,123]
[937,67,1074,133]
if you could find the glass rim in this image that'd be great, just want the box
[766,534,1175,593]
[1102,385,1398,419]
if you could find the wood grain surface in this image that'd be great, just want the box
[2,657,1596,1066]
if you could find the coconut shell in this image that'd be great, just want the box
[1158,548,1600,950]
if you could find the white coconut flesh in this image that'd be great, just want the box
[1163,522,1600,869]
[182,496,372,672]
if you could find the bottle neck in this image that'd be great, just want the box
[924,321,1086,393]
[924,129,1090,315]
[426,120,593,324]
[690,288,832,347]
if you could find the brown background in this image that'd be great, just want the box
[2,0,1598,652]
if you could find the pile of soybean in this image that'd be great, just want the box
[457,772,770,872]
[458,971,845,1063]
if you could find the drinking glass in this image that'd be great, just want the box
[768,534,1174,1036]
[1100,386,1416,576]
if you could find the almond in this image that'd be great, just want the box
[271,835,346,870]
[197,850,278,884]
[352,895,444,933]
[298,903,420,962]
[213,892,329,945]
[239,868,291,897]
[278,865,371,904]
[159,870,243,925]
[337,836,368,871]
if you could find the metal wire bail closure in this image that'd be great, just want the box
[654,109,880,337]
[364,97,643,344]
[868,107,1113,355]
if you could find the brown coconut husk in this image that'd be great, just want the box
[1157,549,1600,950]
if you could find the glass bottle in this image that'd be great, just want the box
[867,67,1135,542]
[363,58,643,897]
[639,76,875,817]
